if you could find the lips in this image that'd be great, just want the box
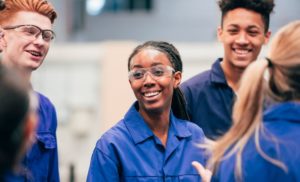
[26,50,43,57]
[143,91,161,98]
[233,48,252,55]
[232,47,253,59]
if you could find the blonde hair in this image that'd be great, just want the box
[0,0,57,24]
[206,20,300,181]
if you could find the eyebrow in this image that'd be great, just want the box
[247,25,261,30]
[227,24,262,30]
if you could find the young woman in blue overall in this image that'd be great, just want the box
[87,41,207,182]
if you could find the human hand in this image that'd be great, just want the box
[192,161,212,182]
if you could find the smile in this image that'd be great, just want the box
[143,91,161,97]
[233,48,252,55]
[26,50,43,57]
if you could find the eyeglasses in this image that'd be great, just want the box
[128,65,175,82]
[3,24,55,42]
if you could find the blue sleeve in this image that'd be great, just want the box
[87,147,120,182]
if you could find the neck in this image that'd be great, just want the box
[221,60,244,92]
[139,108,170,147]
[23,70,32,83]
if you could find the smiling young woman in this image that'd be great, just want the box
[87,41,207,182]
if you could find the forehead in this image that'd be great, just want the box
[223,8,265,30]
[130,49,171,67]
[6,11,52,29]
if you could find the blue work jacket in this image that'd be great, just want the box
[212,102,300,182]
[21,92,60,182]
[181,58,234,140]
[87,102,207,182]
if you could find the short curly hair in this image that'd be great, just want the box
[218,0,275,33]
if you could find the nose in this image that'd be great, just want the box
[235,32,249,45]
[143,72,156,87]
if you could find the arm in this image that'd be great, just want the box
[87,148,120,182]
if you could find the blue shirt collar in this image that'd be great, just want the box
[210,58,228,85]
[263,101,300,123]
[124,102,192,145]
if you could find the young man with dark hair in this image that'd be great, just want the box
[181,0,275,139]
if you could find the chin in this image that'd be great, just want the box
[141,103,164,114]
[233,59,253,68]
[25,66,38,71]
[28,63,42,70]
[31,66,39,71]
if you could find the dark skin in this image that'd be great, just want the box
[129,48,181,147]
[218,8,270,92]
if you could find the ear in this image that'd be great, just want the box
[173,71,182,89]
[264,30,271,45]
[217,26,223,42]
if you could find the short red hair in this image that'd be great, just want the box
[0,0,57,24]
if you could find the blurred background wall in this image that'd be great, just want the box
[30,0,300,181]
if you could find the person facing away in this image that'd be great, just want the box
[193,20,300,182]
[180,0,274,140]
[0,0,59,181]
[87,41,207,182]
[0,65,39,181]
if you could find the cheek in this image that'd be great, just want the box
[253,40,265,49]
[250,35,266,45]
[6,44,21,58]
[44,45,50,54]
[130,82,141,95]
[223,44,233,54]
[162,79,175,92]
[221,37,233,48]
[7,39,25,51]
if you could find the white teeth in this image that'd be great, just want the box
[234,49,250,55]
[144,91,159,97]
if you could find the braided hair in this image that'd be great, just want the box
[128,41,190,120]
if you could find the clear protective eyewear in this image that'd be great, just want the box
[128,65,175,82]
[3,24,55,42]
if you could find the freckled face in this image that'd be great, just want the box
[129,49,181,114]
[218,8,270,70]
